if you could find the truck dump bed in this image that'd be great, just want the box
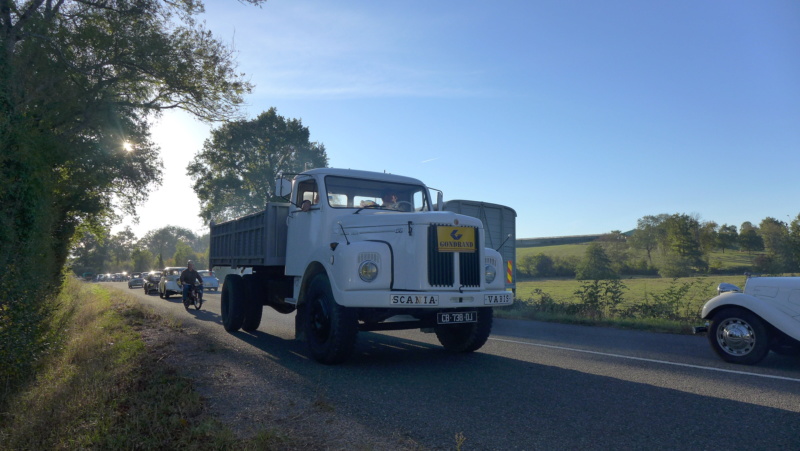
[209,203,290,269]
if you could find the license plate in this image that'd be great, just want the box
[437,311,477,324]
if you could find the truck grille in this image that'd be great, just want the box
[427,225,481,288]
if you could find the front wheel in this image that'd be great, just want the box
[708,307,771,365]
[303,274,358,364]
[435,308,493,353]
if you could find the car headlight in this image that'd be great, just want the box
[485,264,497,284]
[717,283,741,294]
[358,261,379,282]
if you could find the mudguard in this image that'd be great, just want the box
[701,291,800,342]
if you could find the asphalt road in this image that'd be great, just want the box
[115,282,800,450]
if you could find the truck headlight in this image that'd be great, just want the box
[485,264,497,284]
[358,261,379,282]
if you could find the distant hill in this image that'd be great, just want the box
[516,234,602,248]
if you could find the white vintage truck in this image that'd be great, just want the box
[209,168,514,364]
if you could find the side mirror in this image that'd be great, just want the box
[275,177,292,198]
[437,191,443,211]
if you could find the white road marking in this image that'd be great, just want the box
[489,337,800,383]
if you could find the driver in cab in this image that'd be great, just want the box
[381,191,399,210]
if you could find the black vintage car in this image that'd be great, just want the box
[143,271,162,295]
[128,272,146,289]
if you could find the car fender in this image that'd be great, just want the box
[702,292,800,341]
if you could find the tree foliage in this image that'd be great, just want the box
[187,107,329,223]
[1,0,261,398]
[738,222,764,254]
[576,243,616,280]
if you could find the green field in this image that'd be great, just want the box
[516,275,748,309]
[499,275,751,334]
[507,242,767,332]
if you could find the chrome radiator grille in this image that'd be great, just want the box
[427,225,481,288]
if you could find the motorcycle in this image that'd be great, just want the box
[183,283,204,310]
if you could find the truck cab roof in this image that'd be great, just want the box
[298,168,427,187]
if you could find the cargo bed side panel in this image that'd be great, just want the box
[209,203,290,268]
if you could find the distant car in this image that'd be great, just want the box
[697,277,800,365]
[143,271,162,295]
[128,273,145,289]
[198,270,219,291]
[158,267,186,299]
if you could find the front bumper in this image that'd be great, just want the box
[334,289,513,309]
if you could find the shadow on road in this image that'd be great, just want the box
[213,308,800,450]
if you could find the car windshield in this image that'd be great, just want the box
[199,271,212,277]
[324,176,431,212]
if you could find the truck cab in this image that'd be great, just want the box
[211,168,513,364]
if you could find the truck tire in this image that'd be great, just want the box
[435,308,493,353]
[303,274,358,364]
[221,274,245,332]
[242,274,263,332]
[708,307,770,365]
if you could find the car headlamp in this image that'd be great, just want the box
[358,261,379,282]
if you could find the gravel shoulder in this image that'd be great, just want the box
[135,308,427,450]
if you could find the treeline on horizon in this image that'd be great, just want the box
[519,213,800,279]
[70,226,211,277]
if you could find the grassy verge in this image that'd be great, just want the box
[0,278,284,450]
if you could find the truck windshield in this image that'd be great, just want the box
[324,176,430,212]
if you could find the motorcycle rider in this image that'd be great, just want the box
[180,261,204,303]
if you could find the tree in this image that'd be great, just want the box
[69,229,112,275]
[597,231,628,274]
[739,222,764,254]
[520,254,554,278]
[698,221,718,255]
[188,108,329,223]
[759,217,793,272]
[131,248,155,273]
[717,224,738,253]
[2,0,261,394]
[108,227,137,272]
[663,214,706,272]
[576,243,616,280]
[789,214,800,270]
[139,226,198,263]
[629,215,667,264]
[172,241,198,267]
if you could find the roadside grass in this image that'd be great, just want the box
[0,278,287,450]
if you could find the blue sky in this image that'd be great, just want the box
[118,0,800,239]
